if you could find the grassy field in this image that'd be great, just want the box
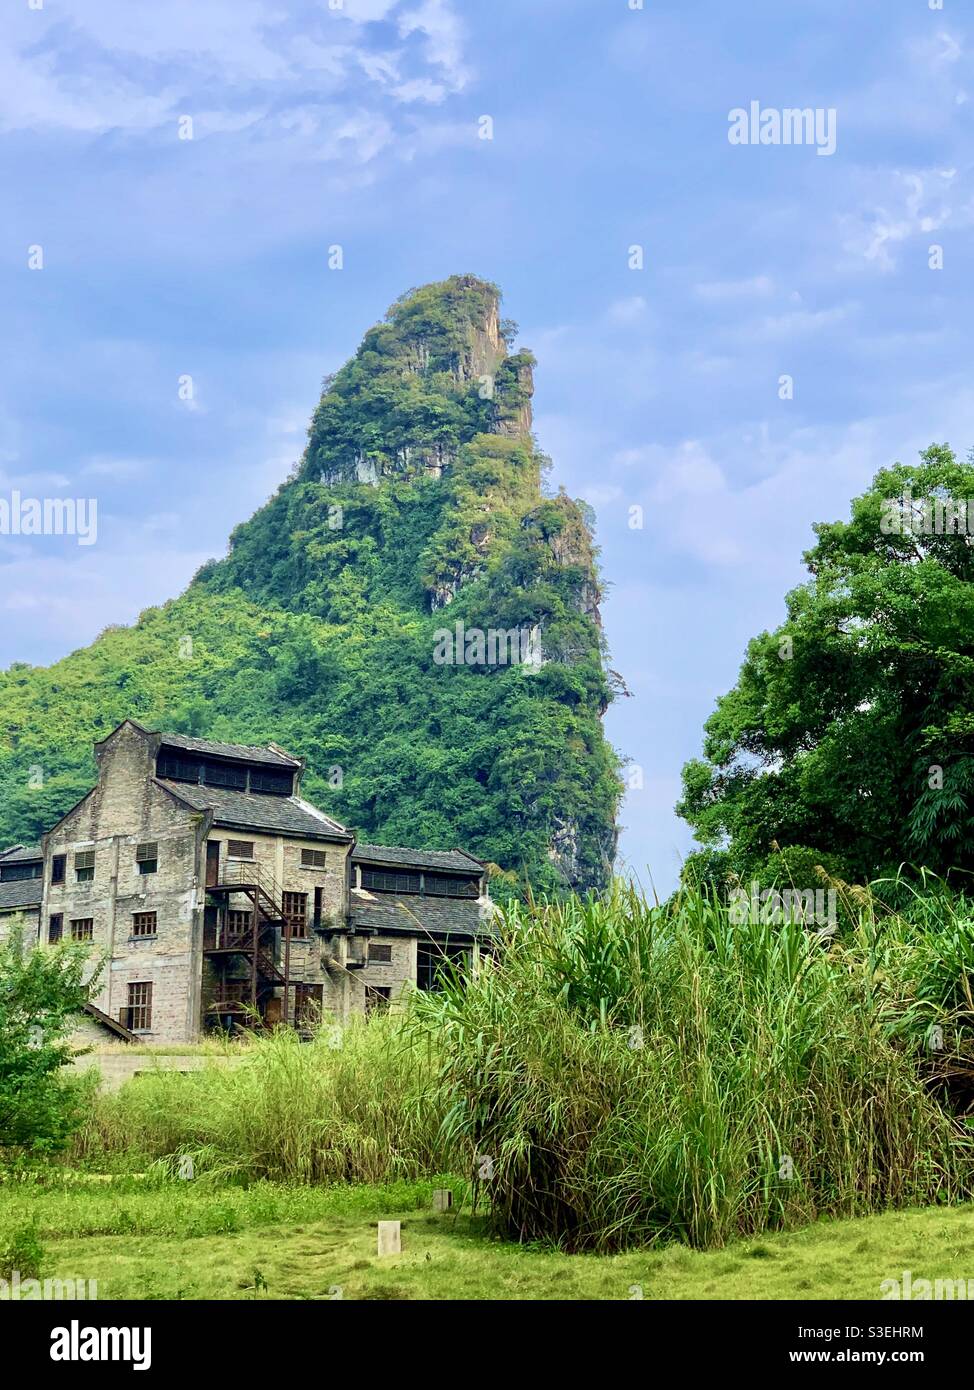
[2,1179,971,1300]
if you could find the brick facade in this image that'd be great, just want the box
[0,720,493,1043]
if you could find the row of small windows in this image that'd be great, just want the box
[359,868,479,898]
[156,753,293,797]
[48,844,160,886]
[48,912,157,943]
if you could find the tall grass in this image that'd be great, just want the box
[412,884,974,1250]
[69,881,974,1252]
[74,1014,448,1184]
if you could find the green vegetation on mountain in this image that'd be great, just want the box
[679,444,974,888]
[0,276,620,893]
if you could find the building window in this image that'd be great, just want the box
[202,761,247,790]
[282,892,308,938]
[227,840,254,860]
[156,755,201,783]
[300,848,326,869]
[293,983,324,1026]
[136,842,158,875]
[0,861,42,882]
[70,918,94,942]
[370,943,392,963]
[51,854,66,885]
[424,875,479,898]
[126,982,153,1031]
[75,850,95,883]
[360,868,421,895]
[364,985,391,1014]
[48,914,63,944]
[416,939,469,992]
[132,912,157,938]
[228,910,253,936]
[249,770,293,796]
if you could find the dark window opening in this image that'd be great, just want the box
[301,848,326,869]
[202,761,247,790]
[364,985,392,1014]
[51,854,66,885]
[0,861,42,882]
[132,912,157,938]
[227,840,254,860]
[75,850,95,883]
[48,914,63,944]
[370,943,392,964]
[249,770,293,796]
[70,918,94,942]
[136,842,158,875]
[416,939,470,993]
[424,875,479,898]
[156,754,201,783]
[361,868,421,895]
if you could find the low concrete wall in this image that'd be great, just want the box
[71,1052,239,1093]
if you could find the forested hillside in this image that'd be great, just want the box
[0,276,621,894]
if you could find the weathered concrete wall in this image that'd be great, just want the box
[0,906,40,947]
[42,721,208,1044]
[70,1051,242,1093]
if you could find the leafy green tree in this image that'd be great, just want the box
[678,445,974,882]
[0,931,96,1153]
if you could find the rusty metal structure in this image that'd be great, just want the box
[203,861,301,1030]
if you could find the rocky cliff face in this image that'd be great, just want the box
[0,276,621,895]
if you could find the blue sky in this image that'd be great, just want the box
[1,0,972,892]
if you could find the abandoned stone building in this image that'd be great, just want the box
[0,719,493,1044]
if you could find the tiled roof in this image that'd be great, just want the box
[0,844,42,863]
[0,879,42,910]
[155,780,352,841]
[158,732,300,768]
[352,843,484,874]
[349,886,490,940]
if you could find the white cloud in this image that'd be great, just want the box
[694,275,774,301]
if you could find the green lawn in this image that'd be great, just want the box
[2,1179,972,1300]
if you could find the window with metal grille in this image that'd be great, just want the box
[424,874,479,898]
[227,840,254,860]
[48,914,63,944]
[249,769,293,796]
[132,912,157,938]
[282,892,308,938]
[228,910,253,936]
[136,842,158,875]
[75,850,95,882]
[70,918,94,942]
[51,854,66,884]
[300,848,327,869]
[202,761,247,790]
[126,982,153,1031]
[370,943,392,963]
[360,868,421,894]
[364,985,392,1014]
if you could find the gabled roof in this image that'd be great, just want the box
[0,878,43,910]
[349,885,490,940]
[155,780,352,842]
[156,732,301,769]
[0,844,42,863]
[352,843,484,875]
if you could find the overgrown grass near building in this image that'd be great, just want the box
[412,882,974,1250]
[49,882,974,1255]
[72,1015,448,1183]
